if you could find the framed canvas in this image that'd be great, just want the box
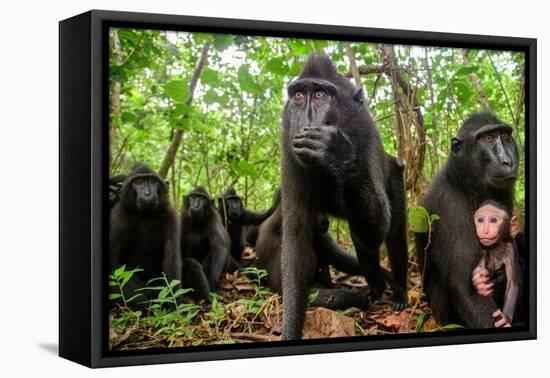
[59,9,536,368]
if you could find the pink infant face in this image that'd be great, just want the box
[474,204,507,247]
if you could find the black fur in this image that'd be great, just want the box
[218,187,274,260]
[255,205,371,311]
[109,163,181,307]
[416,112,519,328]
[109,174,127,208]
[280,54,408,339]
[180,186,239,299]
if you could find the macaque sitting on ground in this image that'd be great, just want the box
[471,200,521,328]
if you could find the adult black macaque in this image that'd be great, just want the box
[416,113,519,328]
[471,200,521,327]
[109,164,181,305]
[256,204,372,311]
[218,187,274,260]
[280,54,408,340]
[180,186,239,298]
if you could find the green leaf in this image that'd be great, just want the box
[204,89,219,105]
[455,66,478,76]
[201,67,220,86]
[126,294,143,303]
[307,290,319,306]
[430,214,440,222]
[213,34,234,51]
[237,65,263,95]
[173,103,193,116]
[173,288,194,297]
[408,205,430,233]
[164,79,190,103]
[109,293,122,300]
[114,265,126,277]
[110,66,128,82]
[265,58,288,75]
[233,160,257,177]
[415,312,426,332]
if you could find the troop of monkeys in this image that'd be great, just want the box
[109,54,524,340]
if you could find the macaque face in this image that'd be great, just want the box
[474,204,508,247]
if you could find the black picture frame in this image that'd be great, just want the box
[59,9,537,368]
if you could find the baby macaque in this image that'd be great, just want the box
[471,200,520,328]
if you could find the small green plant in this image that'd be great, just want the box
[139,274,200,343]
[205,293,226,330]
[239,267,270,298]
[109,265,144,327]
[109,265,144,307]
[408,205,440,283]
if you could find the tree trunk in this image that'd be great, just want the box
[423,48,440,173]
[158,42,211,178]
[109,29,123,172]
[378,44,426,201]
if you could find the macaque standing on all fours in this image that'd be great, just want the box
[471,200,521,328]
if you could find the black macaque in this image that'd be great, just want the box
[180,186,239,300]
[255,204,372,312]
[471,200,521,327]
[109,174,127,208]
[109,164,181,307]
[280,54,408,339]
[416,113,519,328]
[217,187,274,260]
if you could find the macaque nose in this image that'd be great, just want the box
[483,223,489,235]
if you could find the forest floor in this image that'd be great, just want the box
[109,249,449,351]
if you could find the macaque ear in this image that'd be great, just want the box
[451,137,463,153]
[510,215,520,238]
[352,88,364,105]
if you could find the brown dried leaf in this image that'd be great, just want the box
[234,283,255,291]
[408,289,422,306]
[340,275,367,287]
[302,307,356,339]
[422,315,440,331]
[264,313,283,334]
[218,281,234,290]
[372,311,415,332]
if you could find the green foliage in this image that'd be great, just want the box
[109,265,144,307]
[164,79,191,103]
[109,27,526,256]
[408,205,440,233]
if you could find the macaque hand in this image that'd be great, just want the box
[493,310,512,328]
[472,267,493,296]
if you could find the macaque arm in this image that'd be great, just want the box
[502,281,519,322]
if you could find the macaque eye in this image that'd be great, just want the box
[293,92,305,102]
[490,217,498,223]
[477,217,484,223]
[501,133,508,140]
[313,91,327,100]
[483,135,495,143]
